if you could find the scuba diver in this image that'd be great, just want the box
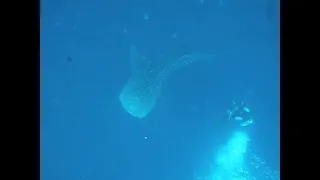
[227,101,253,127]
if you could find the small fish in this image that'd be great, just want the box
[67,56,72,62]
[243,107,250,112]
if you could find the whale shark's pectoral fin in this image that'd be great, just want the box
[130,44,147,73]
[170,53,216,70]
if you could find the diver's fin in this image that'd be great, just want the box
[130,44,146,71]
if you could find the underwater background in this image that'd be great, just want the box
[40,0,280,179]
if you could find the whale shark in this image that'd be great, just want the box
[119,44,214,118]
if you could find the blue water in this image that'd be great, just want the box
[40,0,279,179]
